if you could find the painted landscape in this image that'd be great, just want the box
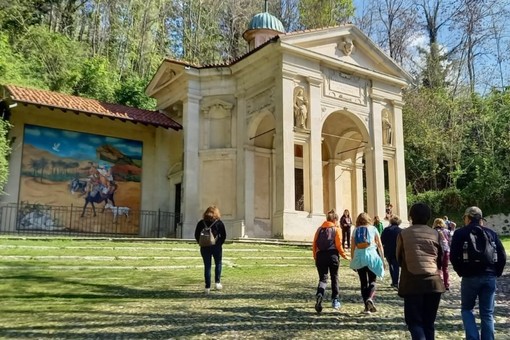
[18,125,143,234]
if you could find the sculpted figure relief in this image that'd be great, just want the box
[382,109,392,145]
[342,38,354,56]
[294,87,308,128]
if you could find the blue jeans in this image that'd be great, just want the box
[200,245,223,289]
[461,275,496,340]
[386,256,400,286]
[404,293,441,340]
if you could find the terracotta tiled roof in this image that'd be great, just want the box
[163,35,280,69]
[4,85,182,130]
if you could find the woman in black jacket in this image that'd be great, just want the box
[340,209,352,249]
[194,205,227,294]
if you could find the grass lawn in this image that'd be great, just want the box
[0,237,508,339]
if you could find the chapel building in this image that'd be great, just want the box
[145,10,411,240]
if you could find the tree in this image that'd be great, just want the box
[298,0,354,29]
[0,119,10,192]
[73,57,118,102]
[15,25,86,91]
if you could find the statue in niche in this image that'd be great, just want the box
[342,38,355,56]
[293,87,308,129]
[382,108,393,145]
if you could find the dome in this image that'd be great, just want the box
[247,12,285,33]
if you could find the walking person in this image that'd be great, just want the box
[340,209,352,249]
[397,203,445,340]
[450,206,507,340]
[350,212,385,314]
[194,206,227,294]
[443,216,457,233]
[433,218,451,290]
[312,209,349,313]
[381,215,402,289]
[374,215,384,235]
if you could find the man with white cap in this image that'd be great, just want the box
[450,206,507,340]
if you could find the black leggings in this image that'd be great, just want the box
[341,227,351,248]
[357,266,377,303]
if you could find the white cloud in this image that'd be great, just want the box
[62,131,80,138]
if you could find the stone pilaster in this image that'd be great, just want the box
[365,95,386,218]
[392,101,408,220]
[181,94,202,238]
[308,76,324,215]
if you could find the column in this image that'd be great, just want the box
[308,77,324,215]
[244,145,255,232]
[303,143,311,212]
[392,101,408,220]
[273,72,295,235]
[366,95,386,218]
[328,161,337,211]
[236,92,248,229]
[181,94,201,238]
[352,160,365,215]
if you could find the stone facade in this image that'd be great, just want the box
[146,25,411,241]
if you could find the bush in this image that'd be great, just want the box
[407,187,463,218]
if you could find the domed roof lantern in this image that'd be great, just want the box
[243,0,285,51]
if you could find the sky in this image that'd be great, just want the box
[23,124,143,161]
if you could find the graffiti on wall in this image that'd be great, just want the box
[19,124,143,234]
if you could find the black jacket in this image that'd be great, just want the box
[450,223,506,277]
[381,224,402,260]
[194,219,227,246]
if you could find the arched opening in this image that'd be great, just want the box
[247,111,275,237]
[321,110,368,216]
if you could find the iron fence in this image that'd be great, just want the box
[0,202,180,238]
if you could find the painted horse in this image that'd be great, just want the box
[80,183,117,217]
[70,178,89,194]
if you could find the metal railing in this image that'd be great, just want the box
[0,202,180,238]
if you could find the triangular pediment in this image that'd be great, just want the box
[280,25,411,82]
[145,61,182,96]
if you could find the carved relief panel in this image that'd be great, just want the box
[322,68,368,106]
[201,99,233,149]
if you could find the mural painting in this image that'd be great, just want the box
[18,124,143,234]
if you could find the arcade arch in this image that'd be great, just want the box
[246,110,276,237]
[320,110,369,217]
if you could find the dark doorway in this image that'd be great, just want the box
[174,183,182,233]
[295,168,304,211]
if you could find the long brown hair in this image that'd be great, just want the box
[356,212,372,226]
[203,206,221,222]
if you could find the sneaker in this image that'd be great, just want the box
[215,282,223,290]
[315,294,323,314]
[204,288,210,294]
[332,298,341,310]
[366,298,377,313]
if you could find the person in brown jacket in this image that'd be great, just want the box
[312,209,349,313]
[397,203,445,340]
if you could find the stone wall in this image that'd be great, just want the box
[485,213,510,236]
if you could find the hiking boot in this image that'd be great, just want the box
[366,298,377,313]
[315,294,323,314]
[215,282,223,290]
[332,298,341,310]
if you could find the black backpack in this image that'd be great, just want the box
[316,227,335,251]
[462,225,498,271]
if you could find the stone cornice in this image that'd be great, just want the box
[280,42,409,88]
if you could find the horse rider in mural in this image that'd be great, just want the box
[87,162,117,197]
